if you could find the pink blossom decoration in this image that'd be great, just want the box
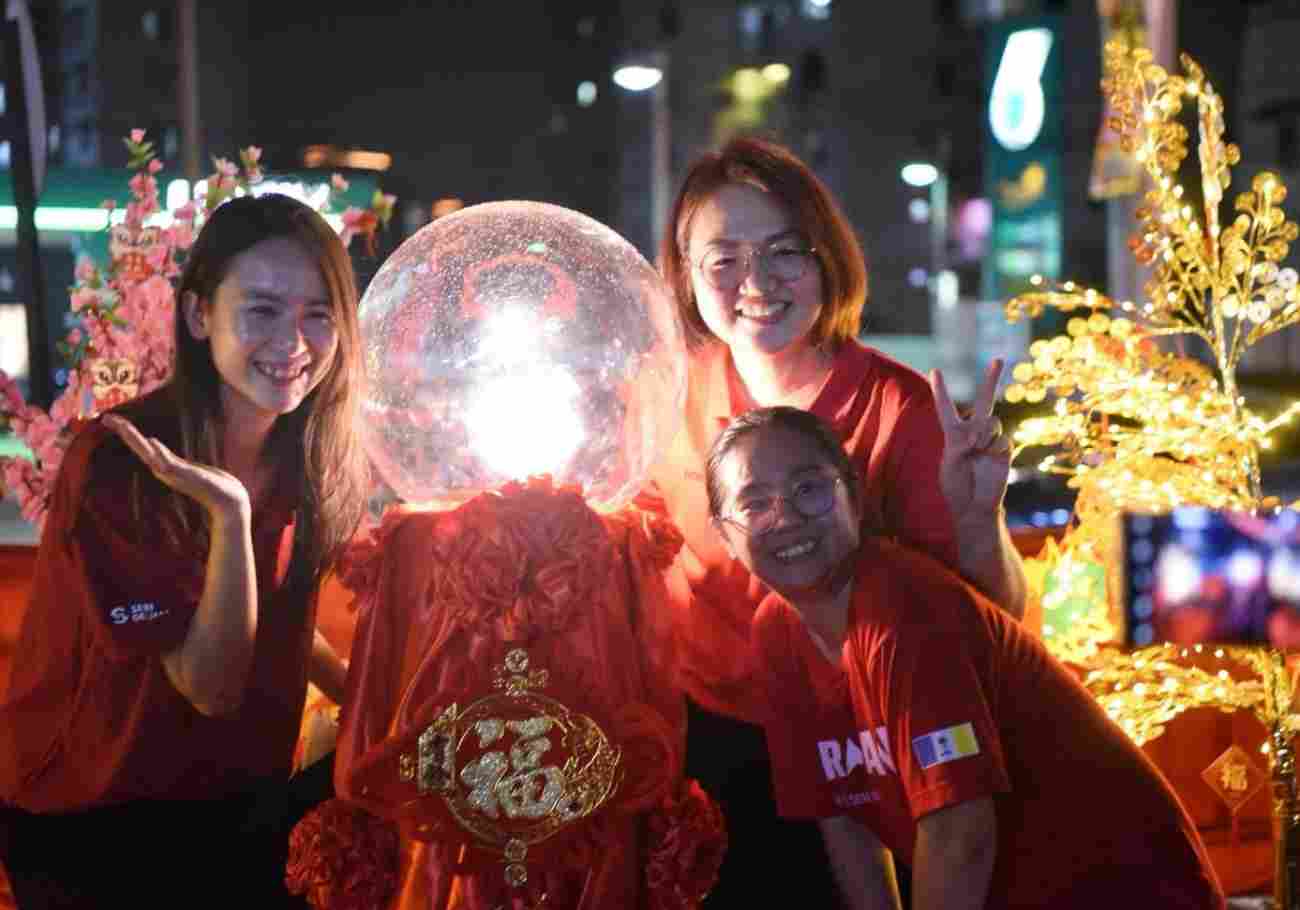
[0,130,399,528]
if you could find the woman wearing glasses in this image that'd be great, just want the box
[703,405,1222,910]
[640,136,1025,906]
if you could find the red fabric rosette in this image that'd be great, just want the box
[285,798,401,910]
[645,780,729,910]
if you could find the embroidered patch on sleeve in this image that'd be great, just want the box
[911,722,980,770]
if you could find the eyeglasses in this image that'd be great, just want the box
[692,242,818,291]
[720,474,842,536]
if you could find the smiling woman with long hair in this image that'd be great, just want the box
[0,194,369,908]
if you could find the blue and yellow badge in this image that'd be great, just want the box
[912,723,980,770]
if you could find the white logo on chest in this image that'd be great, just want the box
[109,602,169,624]
[818,726,896,781]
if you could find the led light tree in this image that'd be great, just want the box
[1002,41,1300,905]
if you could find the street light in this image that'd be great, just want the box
[903,157,969,399]
[900,160,949,309]
[900,162,939,188]
[612,64,663,92]
[613,50,670,256]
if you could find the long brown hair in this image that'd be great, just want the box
[660,136,869,350]
[157,193,367,601]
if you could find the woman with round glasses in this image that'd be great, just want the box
[704,405,1222,910]
[640,136,1026,906]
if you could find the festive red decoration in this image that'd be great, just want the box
[645,780,729,910]
[331,478,696,908]
[285,798,401,910]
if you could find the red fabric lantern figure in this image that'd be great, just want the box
[289,203,720,910]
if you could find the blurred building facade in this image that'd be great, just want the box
[608,0,1299,382]
[610,0,1106,339]
[1,1,1298,387]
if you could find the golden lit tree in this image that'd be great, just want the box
[1002,41,1300,905]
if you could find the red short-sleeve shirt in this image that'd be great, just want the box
[0,406,312,812]
[756,539,1224,908]
[644,340,956,720]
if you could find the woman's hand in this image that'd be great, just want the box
[103,413,251,523]
[103,414,259,715]
[929,359,1011,522]
[928,362,1027,618]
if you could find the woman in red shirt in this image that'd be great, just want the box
[0,194,369,908]
[643,136,1024,905]
[705,405,1223,909]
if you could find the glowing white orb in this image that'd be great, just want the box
[357,200,687,509]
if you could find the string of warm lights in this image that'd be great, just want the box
[1002,40,1300,746]
[1085,644,1273,746]
[1004,42,1300,519]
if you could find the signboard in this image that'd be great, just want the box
[983,15,1065,341]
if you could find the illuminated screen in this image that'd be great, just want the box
[1123,508,1300,648]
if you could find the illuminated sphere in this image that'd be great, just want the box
[357,200,687,509]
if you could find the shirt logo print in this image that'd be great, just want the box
[109,602,169,624]
[818,726,896,781]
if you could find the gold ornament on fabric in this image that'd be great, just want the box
[1202,743,1268,815]
[399,648,622,889]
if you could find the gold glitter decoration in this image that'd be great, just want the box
[504,649,530,674]
[495,649,550,696]
[1000,41,1300,906]
[1202,743,1268,815]
[398,650,622,890]
[1004,40,1300,658]
[1005,41,1300,515]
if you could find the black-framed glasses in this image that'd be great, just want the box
[720,474,842,536]
[693,242,818,290]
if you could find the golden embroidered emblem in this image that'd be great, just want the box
[1201,744,1267,814]
[399,648,622,888]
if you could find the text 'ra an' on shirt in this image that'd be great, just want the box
[753,538,1225,909]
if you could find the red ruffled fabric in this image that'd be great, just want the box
[645,780,728,910]
[285,798,401,910]
[330,477,698,909]
[334,507,411,614]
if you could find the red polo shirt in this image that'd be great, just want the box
[642,339,957,720]
[756,538,1224,908]
[0,404,311,812]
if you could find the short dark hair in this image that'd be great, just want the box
[705,406,861,520]
[660,136,868,350]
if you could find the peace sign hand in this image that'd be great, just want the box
[103,414,252,524]
[929,359,1012,523]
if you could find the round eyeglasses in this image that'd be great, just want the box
[720,474,842,536]
[693,243,818,291]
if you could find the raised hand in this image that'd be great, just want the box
[103,414,251,522]
[929,359,1012,523]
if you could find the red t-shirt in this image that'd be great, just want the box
[0,402,311,812]
[643,340,956,720]
[756,538,1224,908]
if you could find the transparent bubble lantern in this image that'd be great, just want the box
[357,200,686,510]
